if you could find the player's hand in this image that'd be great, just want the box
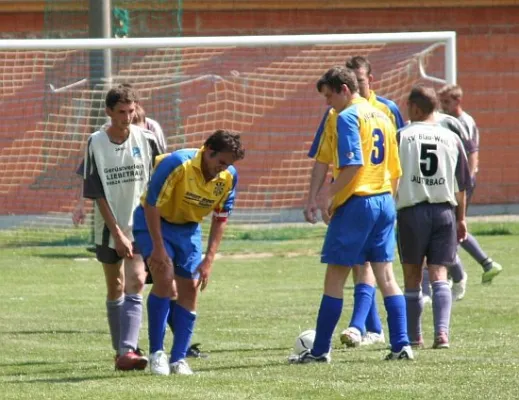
[457,220,468,243]
[72,203,86,226]
[320,206,331,225]
[148,246,172,273]
[303,200,319,224]
[114,234,133,259]
[195,258,213,292]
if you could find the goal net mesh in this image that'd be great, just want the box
[0,41,447,246]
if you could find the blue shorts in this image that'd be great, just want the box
[321,193,396,266]
[133,206,202,279]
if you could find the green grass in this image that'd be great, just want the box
[0,224,518,399]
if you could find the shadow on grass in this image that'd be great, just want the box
[1,329,106,335]
[32,253,94,259]
[207,346,290,354]
[6,374,122,384]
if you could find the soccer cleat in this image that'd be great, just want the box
[150,350,170,376]
[340,327,362,348]
[410,336,425,349]
[115,349,148,371]
[186,343,209,359]
[170,359,194,375]
[360,330,385,346]
[482,262,503,285]
[432,332,450,349]
[384,345,415,361]
[288,349,331,364]
[452,272,468,301]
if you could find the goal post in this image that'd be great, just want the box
[0,31,456,246]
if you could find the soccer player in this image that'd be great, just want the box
[72,103,166,226]
[438,84,503,284]
[397,85,471,348]
[294,66,412,363]
[132,106,208,359]
[133,129,245,375]
[81,84,161,370]
[306,56,405,348]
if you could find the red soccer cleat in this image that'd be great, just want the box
[115,350,148,371]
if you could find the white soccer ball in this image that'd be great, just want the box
[293,329,316,355]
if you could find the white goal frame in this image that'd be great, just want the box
[0,31,456,84]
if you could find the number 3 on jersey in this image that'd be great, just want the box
[371,128,385,165]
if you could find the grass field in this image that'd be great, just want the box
[0,222,518,399]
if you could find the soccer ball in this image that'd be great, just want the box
[293,329,316,355]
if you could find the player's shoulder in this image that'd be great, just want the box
[374,94,399,110]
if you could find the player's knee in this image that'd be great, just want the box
[125,272,146,294]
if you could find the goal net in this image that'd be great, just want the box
[0,32,456,246]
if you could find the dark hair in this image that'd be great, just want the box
[345,56,372,75]
[316,66,359,94]
[408,85,438,115]
[132,103,146,125]
[105,83,139,110]
[204,129,245,161]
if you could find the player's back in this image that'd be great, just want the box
[332,98,401,209]
[396,122,465,210]
[369,91,405,130]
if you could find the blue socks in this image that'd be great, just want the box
[170,304,197,363]
[312,294,343,356]
[384,294,409,352]
[147,293,170,354]
[349,284,375,334]
[365,289,383,334]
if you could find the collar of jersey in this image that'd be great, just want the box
[350,97,369,106]
[190,146,204,172]
[367,90,378,105]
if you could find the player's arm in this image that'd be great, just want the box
[389,129,403,198]
[305,108,334,223]
[197,169,238,291]
[327,112,363,198]
[454,137,472,242]
[72,159,86,226]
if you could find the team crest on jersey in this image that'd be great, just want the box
[213,182,225,196]
[132,147,142,158]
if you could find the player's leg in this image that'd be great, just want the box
[397,203,431,348]
[291,201,358,364]
[341,263,381,347]
[116,251,148,371]
[429,264,451,348]
[168,223,203,375]
[450,253,467,301]
[462,181,502,283]
[368,194,412,360]
[345,264,384,346]
[133,228,175,376]
[421,264,432,304]
[98,246,124,361]
[427,204,458,349]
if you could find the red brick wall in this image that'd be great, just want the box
[177,6,518,205]
[1,5,518,205]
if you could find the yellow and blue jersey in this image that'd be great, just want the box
[367,90,405,130]
[308,90,404,164]
[312,98,402,212]
[137,147,238,226]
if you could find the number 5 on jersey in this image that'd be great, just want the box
[420,143,438,176]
